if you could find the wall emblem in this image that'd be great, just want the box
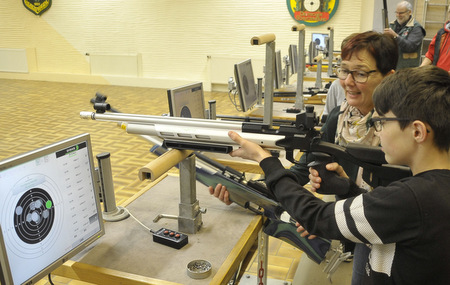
[287,0,339,26]
[23,0,52,16]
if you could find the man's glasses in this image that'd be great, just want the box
[395,10,409,15]
[369,117,411,132]
[336,68,377,83]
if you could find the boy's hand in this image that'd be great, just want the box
[309,162,348,192]
[228,131,271,163]
[296,222,317,239]
[208,184,232,205]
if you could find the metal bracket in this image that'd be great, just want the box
[153,155,205,234]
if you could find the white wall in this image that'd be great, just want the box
[0,0,376,91]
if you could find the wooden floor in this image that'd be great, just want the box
[0,79,302,284]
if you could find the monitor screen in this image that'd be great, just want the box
[234,59,258,112]
[0,133,104,285]
[289,44,298,75]
[312,33,329,52]
[167,82,206,119]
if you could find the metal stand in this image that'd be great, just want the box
[292,24,306,110]
[251,33,276,127]
[314,57,323,89]
[96,152,129,222]
[208,100,217,120]
[178,155,204,233]
[327,26,335,78]
[153,155,205,234]
[284,55,290,86]
[257,77,263,106]
[323,243,352,282]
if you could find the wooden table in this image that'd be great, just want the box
[54,174,263,285]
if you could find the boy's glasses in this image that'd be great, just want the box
[336,68,377,83]
[369,117,411,132]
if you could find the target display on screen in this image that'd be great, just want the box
[234,59,258,112]
[0,134,104,285]
[14,188,55,244]
[167,82,206,119]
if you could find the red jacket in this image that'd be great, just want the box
[425,21,450,71]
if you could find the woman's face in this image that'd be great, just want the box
[339,49,390,115]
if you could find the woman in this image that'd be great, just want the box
[210,31,398,284]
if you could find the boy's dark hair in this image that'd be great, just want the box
[373,65,450,151]
[341,31,398,75]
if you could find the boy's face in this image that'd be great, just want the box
[378,111,413,165]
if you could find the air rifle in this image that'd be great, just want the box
[80,96,410,263]
[80,105,411,194]
[85,94,331,263]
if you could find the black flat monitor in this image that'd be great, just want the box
[289,44,298,75]
[0,133,104,285]
[167,82,206,119]
[234,59,258,112]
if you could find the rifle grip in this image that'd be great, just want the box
[307,155,350,195]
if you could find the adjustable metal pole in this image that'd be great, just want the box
[251,33,276,127]
[292,24,306,110]
[178,155,204,233]
[96,152,129,222]
[327,26,335,77]
[208,100,216,120]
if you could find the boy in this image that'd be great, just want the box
[220,66,450,284]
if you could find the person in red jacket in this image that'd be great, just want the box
[421,6,450,71]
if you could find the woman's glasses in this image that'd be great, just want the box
[336,68,377,83]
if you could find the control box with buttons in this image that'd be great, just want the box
[152,228,189,249]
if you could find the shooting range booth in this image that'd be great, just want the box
[2,0,436,284]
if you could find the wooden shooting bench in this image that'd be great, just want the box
[52,162,264,285]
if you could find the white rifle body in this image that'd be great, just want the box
[80,112,285,150]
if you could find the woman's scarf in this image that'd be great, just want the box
[335,101,380,190]
[335,101,380,147]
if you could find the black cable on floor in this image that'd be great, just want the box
[48,273,55,285]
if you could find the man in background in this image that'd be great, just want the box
[384,1,426,69]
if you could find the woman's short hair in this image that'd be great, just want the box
[341,31,398,75]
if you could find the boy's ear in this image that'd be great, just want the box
[411,120,429,144]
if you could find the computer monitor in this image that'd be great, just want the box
[274,50,283,89]
[312,33,329,51]
[167,82,206,119]
[0,133,104,285]
[310,33,329,63]
[234,59,258,112]
[289,44,298,75]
